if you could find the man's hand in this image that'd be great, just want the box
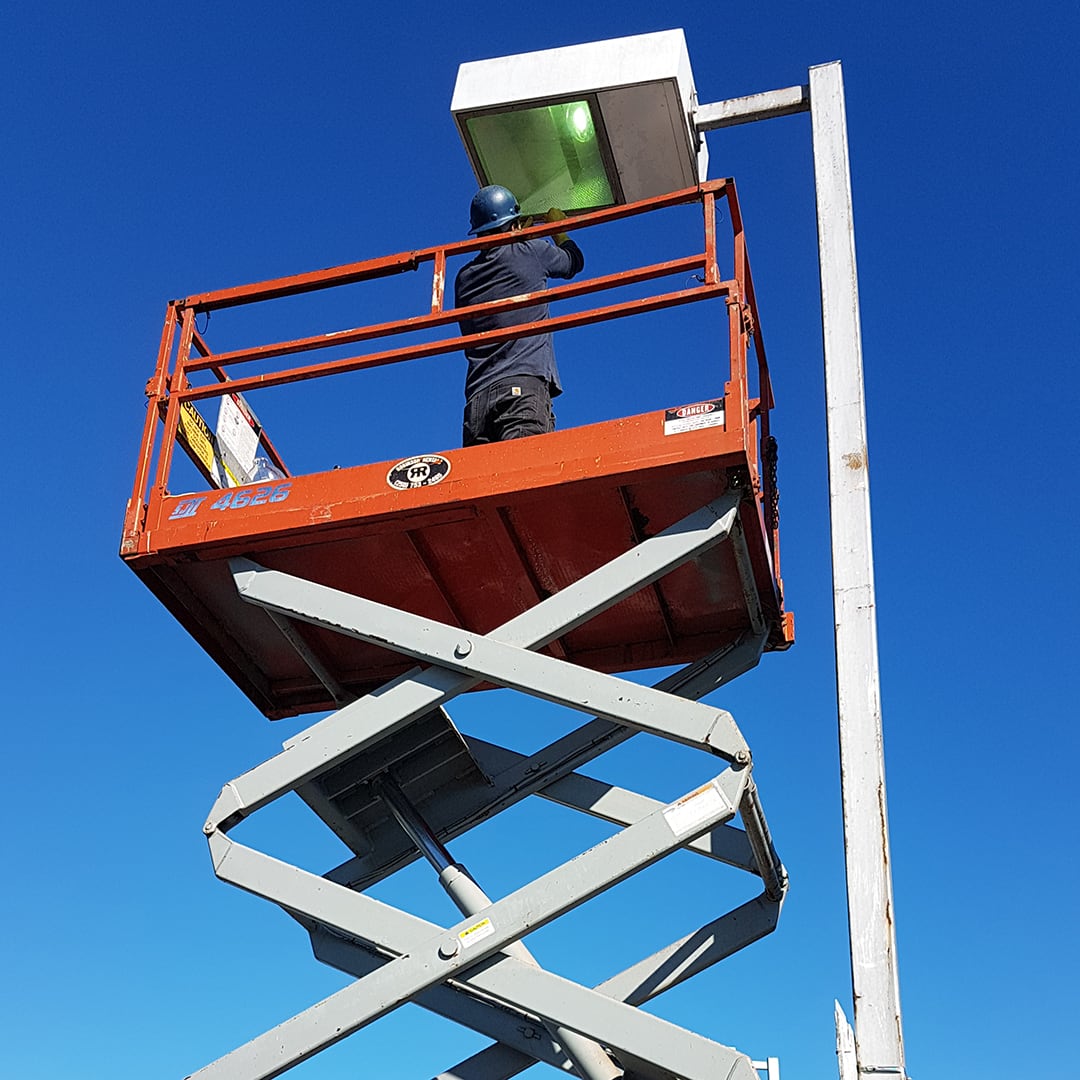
[544,206,569,245]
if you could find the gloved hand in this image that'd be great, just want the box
[544,206,569,245]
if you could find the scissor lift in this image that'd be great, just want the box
[122,181,794,1079]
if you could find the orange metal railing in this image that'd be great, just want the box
[122,179,778,563]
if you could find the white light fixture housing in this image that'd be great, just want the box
[451,30,708,217]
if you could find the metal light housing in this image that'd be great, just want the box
[451,30,708,217]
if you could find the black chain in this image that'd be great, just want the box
[763,435,780,537]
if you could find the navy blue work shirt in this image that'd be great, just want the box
[454,236,584,402]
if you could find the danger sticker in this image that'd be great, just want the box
[663,399,725,436]
[662,781,731,838]
[387,454,452,490]
[458,917,495,949]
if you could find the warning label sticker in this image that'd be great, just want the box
[662,781,731,838]
[663,399,725,436]
[458,917,495,949]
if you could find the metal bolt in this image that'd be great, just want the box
[454,640,473,658]
[438,938,461,960]
[734,749,752,766]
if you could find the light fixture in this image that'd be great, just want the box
[451,30,708,217]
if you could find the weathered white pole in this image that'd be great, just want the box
[808,60,906,1079]
[835,1000,858,1080]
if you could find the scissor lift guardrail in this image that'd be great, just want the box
[121,181,788,719]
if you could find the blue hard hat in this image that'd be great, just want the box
[468,184,521,235]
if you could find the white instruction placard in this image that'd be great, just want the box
[662,781,730,838]
[214,392,261,486]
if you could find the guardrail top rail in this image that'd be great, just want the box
[123,179,774,542]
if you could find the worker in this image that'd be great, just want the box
[454,184,585,446]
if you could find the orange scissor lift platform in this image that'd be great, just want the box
[120,180,793,720]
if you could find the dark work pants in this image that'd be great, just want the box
[462,375,556,447]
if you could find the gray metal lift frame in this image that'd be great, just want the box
[191,490,788,1080]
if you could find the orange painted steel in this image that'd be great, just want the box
[121,180,792,719]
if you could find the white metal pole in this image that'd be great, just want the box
[808,60,906,1079]
[835,1000,857,1080]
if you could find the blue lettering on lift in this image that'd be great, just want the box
[170,496,207,520]
[209,481,292,512]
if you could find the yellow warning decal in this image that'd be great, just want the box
[458,917,496,949]
[178,402,216,478]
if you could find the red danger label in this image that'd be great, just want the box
[663,398,725,436]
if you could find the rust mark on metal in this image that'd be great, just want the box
[842,448,865,470]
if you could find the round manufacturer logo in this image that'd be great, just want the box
[386,454,452,490]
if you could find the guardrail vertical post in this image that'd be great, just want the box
[122,301,178,548]
[149,304,195,508]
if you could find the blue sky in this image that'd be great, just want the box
[2,3,1077,1078]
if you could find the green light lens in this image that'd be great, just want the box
[466,100,613,215]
